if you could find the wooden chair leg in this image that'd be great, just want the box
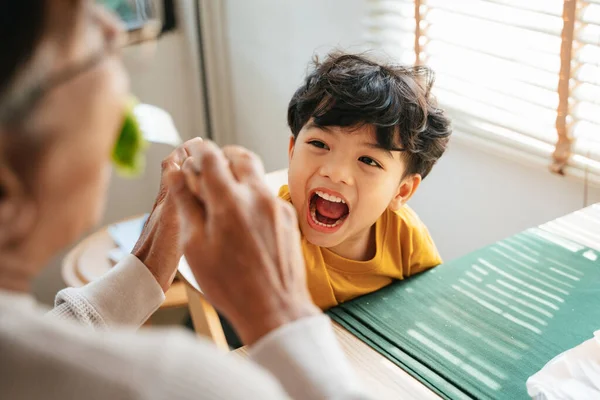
[184,283,229,351]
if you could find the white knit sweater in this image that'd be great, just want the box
[0,255,370,399]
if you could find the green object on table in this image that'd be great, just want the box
[328,228,600,399]
[111,97,147,177]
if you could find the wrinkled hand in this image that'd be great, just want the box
[168,141,320,345]
[132,137,202,293]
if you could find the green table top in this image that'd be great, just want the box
[329,226,600,399]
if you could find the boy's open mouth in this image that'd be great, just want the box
[308,190,350,229]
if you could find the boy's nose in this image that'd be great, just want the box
[319,161,354,186]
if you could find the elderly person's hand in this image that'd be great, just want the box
[169,141,320,345]
[131,137,202,293]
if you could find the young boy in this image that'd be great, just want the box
[280,53,452,310]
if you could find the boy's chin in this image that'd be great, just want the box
[303,231,346,249]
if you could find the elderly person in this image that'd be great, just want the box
[0,1,371,399]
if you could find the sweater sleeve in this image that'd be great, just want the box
[45,254,374,399]
[48,254,164,328]
[251,315,372,399]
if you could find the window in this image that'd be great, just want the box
[98,0,176,34]
[366,0,600,184]
[100,0,157,30]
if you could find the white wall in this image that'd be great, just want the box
[224,0,369,172]
[222,0,600,262]
[410,142,600,261]
[33,1,205,305]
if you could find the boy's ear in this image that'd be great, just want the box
[389,174,422,211]
[288,136,296,161]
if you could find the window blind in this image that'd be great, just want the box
[365,0,600,181]
[571,0,600,173]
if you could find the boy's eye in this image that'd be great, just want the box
[308,140,329,150]
[358,156,382,168]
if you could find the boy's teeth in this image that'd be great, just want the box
[315,190,345,204]
[310,208,343,228]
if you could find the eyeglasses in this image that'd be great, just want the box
[0,3,162,126]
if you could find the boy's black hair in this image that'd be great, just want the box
[287,52,452,179]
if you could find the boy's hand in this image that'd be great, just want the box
[132,137,202,293]
[169,141,320,345]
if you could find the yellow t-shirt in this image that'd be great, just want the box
[279,185,442,310]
